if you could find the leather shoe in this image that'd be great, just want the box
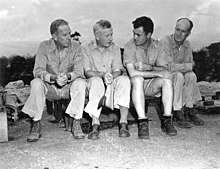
[119,123,130,137]
[138,118,150,139]
[184,107,205,125]
[27,120,42,142]
[88,124,100,140]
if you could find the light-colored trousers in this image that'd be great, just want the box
[172,71,202,110]
[83,76,131,118]
[22,78,86,121]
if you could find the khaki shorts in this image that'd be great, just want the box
[144,78,162,97]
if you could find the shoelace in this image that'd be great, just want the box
[74,122,80,131]
[176,111,186,121]
[32,123,39,132]
[139,122,148,130]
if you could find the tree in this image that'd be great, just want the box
[0,56,8,87]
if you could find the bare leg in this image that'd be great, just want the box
[161,78,173,116]
[130,76,146,119]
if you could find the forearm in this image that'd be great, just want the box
[85,70,104,79]
[169,63,193,72]
[128,69,161,79]
[34,67,53,83]
[152,66,168,71]
[112,70,121,79]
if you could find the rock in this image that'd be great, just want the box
[5,86,30,106]
[5,80,24,89]
[198,81,220,96]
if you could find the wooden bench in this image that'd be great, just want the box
[46,96,163,132]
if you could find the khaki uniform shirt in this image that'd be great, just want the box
[82,40,124,73]
[33,38,84,83]
[123,38,170,68]
[160,34,193,71]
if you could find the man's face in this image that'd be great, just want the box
[174,19,191,44]
[53,24,71,48]
[96,27,113,48]
[133,27,149,46]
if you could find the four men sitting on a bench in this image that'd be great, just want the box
[22,16,204,142]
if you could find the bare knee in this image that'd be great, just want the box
[161,78,172,88]
[131,76,144,87]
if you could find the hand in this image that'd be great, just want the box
[157,70,173,80]
[104,72,113,84]
[56,73,68,87]
[134,62,152,71]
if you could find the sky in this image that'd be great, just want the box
[0,0,220,57]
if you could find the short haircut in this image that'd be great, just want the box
[93,20,112,34]
[50,19,69,35]
[177,18,193,32]
[132,16,154,35]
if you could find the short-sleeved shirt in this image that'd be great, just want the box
[33,38,84,83]
[160,34,193,64]
[82,40,124,73]
[123,38,171,67]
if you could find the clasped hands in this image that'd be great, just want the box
[104,72,113,84]
[56,73,69,87]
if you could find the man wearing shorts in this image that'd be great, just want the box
[123,16,177,139]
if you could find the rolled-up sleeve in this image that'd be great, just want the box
[123,43,136,66]
[112,46,123,71]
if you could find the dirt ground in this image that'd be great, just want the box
[1,106,220,169]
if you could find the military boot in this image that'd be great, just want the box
[184,107,205,125]
[27,120,42,142]
[72,119,85,139]
[173,110,193,128]
[138,118,149,139]
[161,116,177,136]
[88,124,100,140]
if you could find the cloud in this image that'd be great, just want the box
[0,0,220,56]
[0,9,9,18]
[189,0,218,19]
[32,0,40,5]
[70,15,92,25]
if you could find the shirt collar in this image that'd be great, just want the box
[48,38,71,53]
[89,39,115,52]
[136,38,157,51]
[171,34,190,49]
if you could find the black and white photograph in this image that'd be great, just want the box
[0,0,220,169]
